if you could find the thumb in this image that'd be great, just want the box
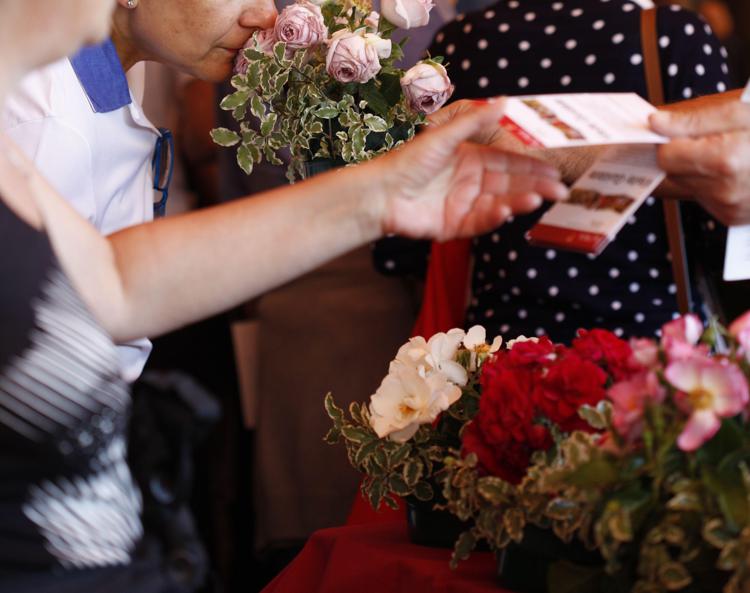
[650,100,750,138]
[420,98,508,153]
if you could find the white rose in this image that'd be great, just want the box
[364,11,380,30]
[462,325,503,370]
[368,363,462,442]
[506,336,539,349]
[380,0,434,29]
[395,328,467,386]
[364,32,392,59]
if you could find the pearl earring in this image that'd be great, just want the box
[127,0,138,8]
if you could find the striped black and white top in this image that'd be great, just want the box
[0,199,167,591]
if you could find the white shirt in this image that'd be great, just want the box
[2,40,161,382]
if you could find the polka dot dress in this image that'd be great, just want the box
[428,1,730,342]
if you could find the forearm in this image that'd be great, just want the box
[108,161,384,341]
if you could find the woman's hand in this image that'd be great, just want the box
[377,100,569,240]
[651,92,750,226]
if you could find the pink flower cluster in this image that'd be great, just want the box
[608,314,750,452]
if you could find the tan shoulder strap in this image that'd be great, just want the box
[641,7,693,315]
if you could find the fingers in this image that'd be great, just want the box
[650,98,750,138]
[478,147,568,201]
[656,133,747,177]
[451,192,543,239]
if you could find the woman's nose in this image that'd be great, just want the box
[239,0,278,30]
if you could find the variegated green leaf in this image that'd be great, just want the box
[210,127,241,147]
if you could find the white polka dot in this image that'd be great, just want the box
[535,328,545,337]
[646,233,656,244]
[635,312,645,323]
[555,312,565,322]
[477,39,488,50]
[707,220,716,231]
[649,268,659,278]
[561,75,572,86]
[669,3,680,10]
[589,285,599,296]
[612,33,624,44]
[627,215,637,225]
[498,57,508,69]
[518,309,528,319]
[508,250,518,261]
[668,63,678,77]
[499,23,510,33]
[519,40,531,51]
[518,77,529,88]
[721,47,728,58]
[571,8,583,17]
[682,87,693,99]
[630,54,642,65]
[546,250,556,260]
[629,282,640,293]
[622,3,634,12]
[491,233,500,243]
[549,286,559,297]
[435,32,445,43]
[484,9,495,19]
[593,20,605,30]
[463,23,472,33]
[627,250,638,262]
[461,59,471,70]
[604,73,615,84]
[695,64,705,76]
[611,301,622,311]
[527,268,538,279]
[500,324,510,333]
[501,294,510,302]
[508,0,519,7]
[609,268,620,278]
[646,196,655,206]
[653,298,663,306]
[703,44,713,55]
[485,309,495,318]
[455,12,465,21]
[545,24,556,35]
[659,36,670,49]
[684,23,695,36]
[568,267,578,278]
[446,44,455,55]
[478,77,489,88]
[525,12,536,21]
[704,23,712,35]
[384,260,395,270]
[585,54,597,66]
[565,39,577,50]
[668,284,677,295]
[552,2,563,10]
[541,58,552,69]
[717,82,727,92]
[722,63,729,75]
[482,252,491,262]
[511,286,521,296]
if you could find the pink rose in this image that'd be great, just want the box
[274,0,327,50]
[234,29,277,74]
[661,314,706,362]
[730,310,750,360]
[608,371,665,443]
[400,61,454,115]
[326,30,390,84]
[381,0,434,29]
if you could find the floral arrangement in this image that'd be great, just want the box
[326,311,750,593]
[211,0,453,182]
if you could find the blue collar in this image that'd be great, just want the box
[69,39,131,113]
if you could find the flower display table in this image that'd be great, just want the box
[261,521,502,593]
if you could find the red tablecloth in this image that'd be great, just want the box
[261,521,502,593]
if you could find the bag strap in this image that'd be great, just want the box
[641,7,693,314]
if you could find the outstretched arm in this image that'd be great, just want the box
[27,101,567,342]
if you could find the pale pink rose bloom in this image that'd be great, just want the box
[274,0,328,50]
[326,30,389,84]
[661,314,706,362]
[234,29,277,74]
[381,0,434,29]
[666,358,749,451]
[730,310,750,359]
[365,11,380,30]
[629,338,660,369]
[400,61,454,114]
[608,371,665,443]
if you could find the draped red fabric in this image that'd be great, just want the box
[346,239,472,525]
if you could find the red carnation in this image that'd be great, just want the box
[572,329,635,381]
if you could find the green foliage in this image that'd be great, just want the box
[212,2,428,182]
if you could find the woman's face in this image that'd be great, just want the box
[125,0,278,81]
